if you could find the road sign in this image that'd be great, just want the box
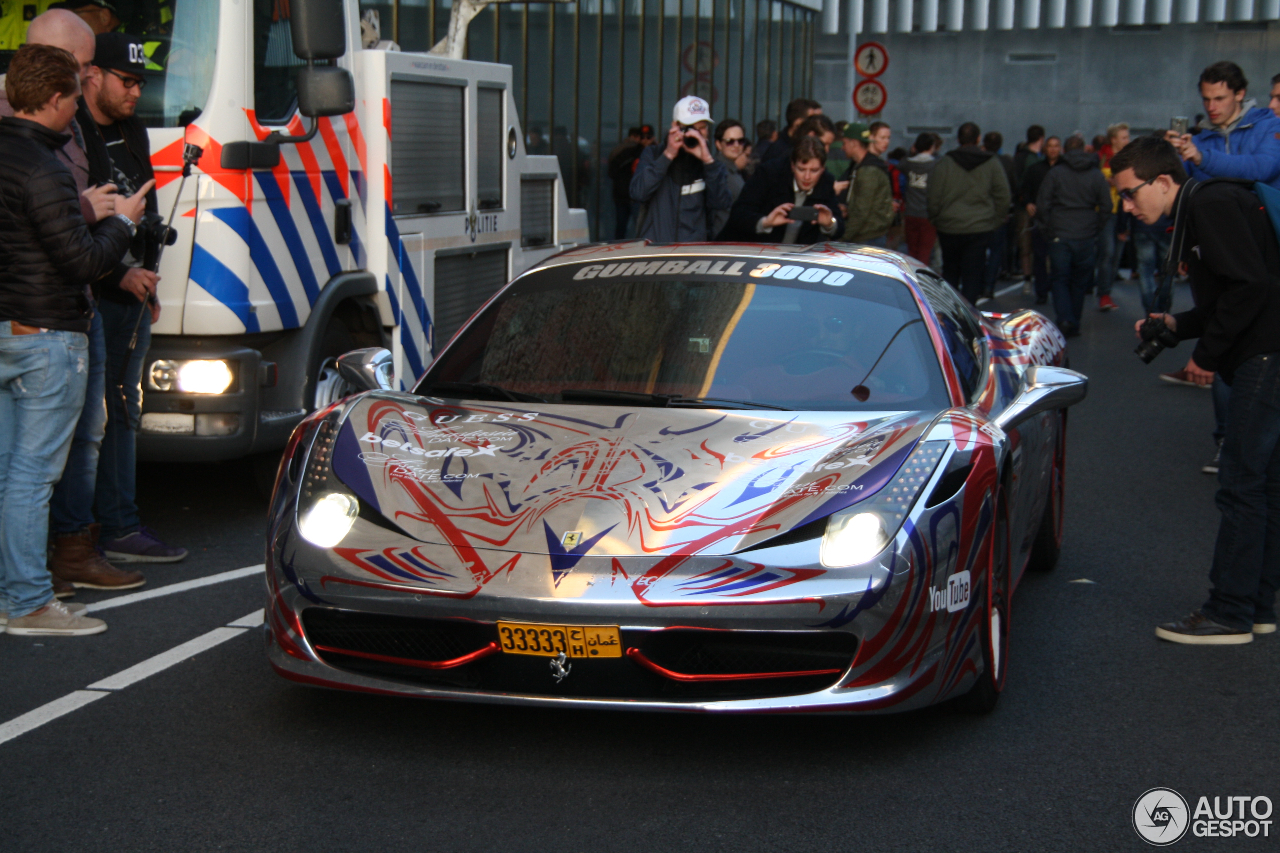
[853,42,888,78]
[853,78,887,116]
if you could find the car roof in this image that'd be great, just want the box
[535,240,930,289]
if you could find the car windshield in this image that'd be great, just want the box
[418,257,950,412]
[0,1,219,129]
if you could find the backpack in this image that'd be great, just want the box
[1170,178,1280,275]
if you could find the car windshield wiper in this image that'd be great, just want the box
[559,388,791,411]
[420,381,547,403]
[666,395,793,411]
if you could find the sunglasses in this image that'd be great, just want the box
[105,68,147,90]
[721,137,746,146]
[1118,177,1156,203]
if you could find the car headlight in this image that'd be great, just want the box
[298,492,359,547]
[820,440,948,567]
[147,359,235,394]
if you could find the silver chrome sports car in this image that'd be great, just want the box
[265,243,1087,714]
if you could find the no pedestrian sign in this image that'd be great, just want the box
[854,42,888,77]
[853,78,887,116]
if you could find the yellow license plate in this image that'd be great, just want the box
[496,622,623,658]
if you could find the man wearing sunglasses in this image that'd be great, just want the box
[79,32,187,566]
[1114,136,1280,645]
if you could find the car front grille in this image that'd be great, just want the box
[300,608,857,701]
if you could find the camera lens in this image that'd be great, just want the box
[683,134,699,148]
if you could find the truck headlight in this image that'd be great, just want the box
[819,440,948,567]
[147,359,234,394]
[298,492,359,548]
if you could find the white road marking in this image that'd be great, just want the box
[996,281,1026,297]
[84,564,265,613]
[0,690,110,747]
[0,609,261,747]
[88,626,250,691]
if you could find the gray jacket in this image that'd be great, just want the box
[1034,150,1112,242]
[630,144,733,242]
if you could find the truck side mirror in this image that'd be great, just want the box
[290,0,347,60]
[298,66,355,118]
[265,0,354,146]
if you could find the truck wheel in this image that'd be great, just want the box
[311,319,358,410]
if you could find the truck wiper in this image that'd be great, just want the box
[559,388,791,411]
[421,381,546,403]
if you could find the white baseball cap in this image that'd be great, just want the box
[673,96,713,126]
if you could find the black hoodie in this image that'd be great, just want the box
[1170,178,1280,383]
[1033,149,1112,242]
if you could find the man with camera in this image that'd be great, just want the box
[73,31,186,566]
[0,42,149,635]
[630,96,732,243]
[1114,136,1280,644]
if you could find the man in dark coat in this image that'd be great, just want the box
[722,136,843,243]
[76,31,186,567]
[1115,136,1280,644]
[0,43,149,635]
[1034,135,1112,337]
[630,96,732,242]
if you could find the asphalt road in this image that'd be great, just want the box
[2,278,1276,853]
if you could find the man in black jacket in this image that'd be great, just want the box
[1034,135,1112,337]
[1114,136,1280,644]
[0,43,149,636]
[723,137,842,243]
[1021,136,1061,305]
[77,32,186,566]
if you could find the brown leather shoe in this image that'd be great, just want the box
[50,573,76,599]
[49,529,145,590]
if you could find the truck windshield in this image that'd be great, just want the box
[0,1,219,129]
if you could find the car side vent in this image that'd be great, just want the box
[739,515,828,553]
[925,464,972,508]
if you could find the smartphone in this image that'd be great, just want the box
[789,205,819,222]
[1170,116,1189,135]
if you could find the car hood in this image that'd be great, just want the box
[328,394,930,558]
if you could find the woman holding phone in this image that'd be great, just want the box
[720,137,843,243]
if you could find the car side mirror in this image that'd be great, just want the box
[337,348,394,392]
[992,365,1088,433]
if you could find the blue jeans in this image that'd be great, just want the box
[1133,230,1172,314]
[49,309,106,535]
[1048,237,1098,330]
[95,298,150,540]
[1095,213,1118,297]
[0,324,89,616]
[1203,352,1280,628]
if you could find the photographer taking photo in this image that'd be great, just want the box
[1113,136,1280,644]
[74,32,186,566]
[629,95,732,243]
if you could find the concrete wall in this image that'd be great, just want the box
[817,22,1279,152]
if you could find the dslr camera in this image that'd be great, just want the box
[1135,316,1180,363]
[680,124,701,150]
[133,212,178,272]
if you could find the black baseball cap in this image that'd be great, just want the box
[93,32,146,76]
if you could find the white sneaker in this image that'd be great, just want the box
[0,602,87,628]
[5,601,105,636]
[1254,623,1277,635]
